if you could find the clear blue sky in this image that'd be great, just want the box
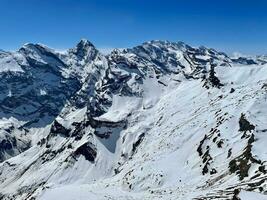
[0,0,267,54]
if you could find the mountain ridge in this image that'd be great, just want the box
[0,39,267,200]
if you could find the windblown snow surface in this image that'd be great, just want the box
[0,40,267,200]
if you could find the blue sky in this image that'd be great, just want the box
[0,0,267,54]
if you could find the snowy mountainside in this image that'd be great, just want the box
[0,40,267,200]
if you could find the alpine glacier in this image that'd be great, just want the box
[0,39,267,200]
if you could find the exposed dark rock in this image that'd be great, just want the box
[74,142,97,162]
[71,121,86,139]
[203,63,223,89]
[228,149,232,158]
[202,147,213,175]
[202,163,209,175]
[230,88,235,93]
[262,83,267,89]
[50,120,71,137]
[239,113,255,133]
[86,115,127,129]
[0,139,13,150]
[0,135,30,162]
[208,64,223,88]
[217,139,224,148]
[247,179,265,188]
[258,165,267,174]
[197,134,207,157]
[210,168,217,175]
[132,133,145,154]
[37,138,46,146]
[232,188,240,200]
[229,134,261,180]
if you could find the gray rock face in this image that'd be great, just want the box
[0,40,104,161]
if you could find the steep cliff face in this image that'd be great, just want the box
[0,40,266,200]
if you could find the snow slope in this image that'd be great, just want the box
[0,40,266,200]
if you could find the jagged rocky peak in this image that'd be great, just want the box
[17,42,67,70]
[77,38,95,48]
[19,43,55,56]
[68,39,98,62]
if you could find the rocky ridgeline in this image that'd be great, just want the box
[0,40,266,199]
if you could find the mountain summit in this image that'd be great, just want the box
[0,40,266,200]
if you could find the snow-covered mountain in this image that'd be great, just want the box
[0,39,267,200]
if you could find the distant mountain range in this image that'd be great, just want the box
[0,39,266,200]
